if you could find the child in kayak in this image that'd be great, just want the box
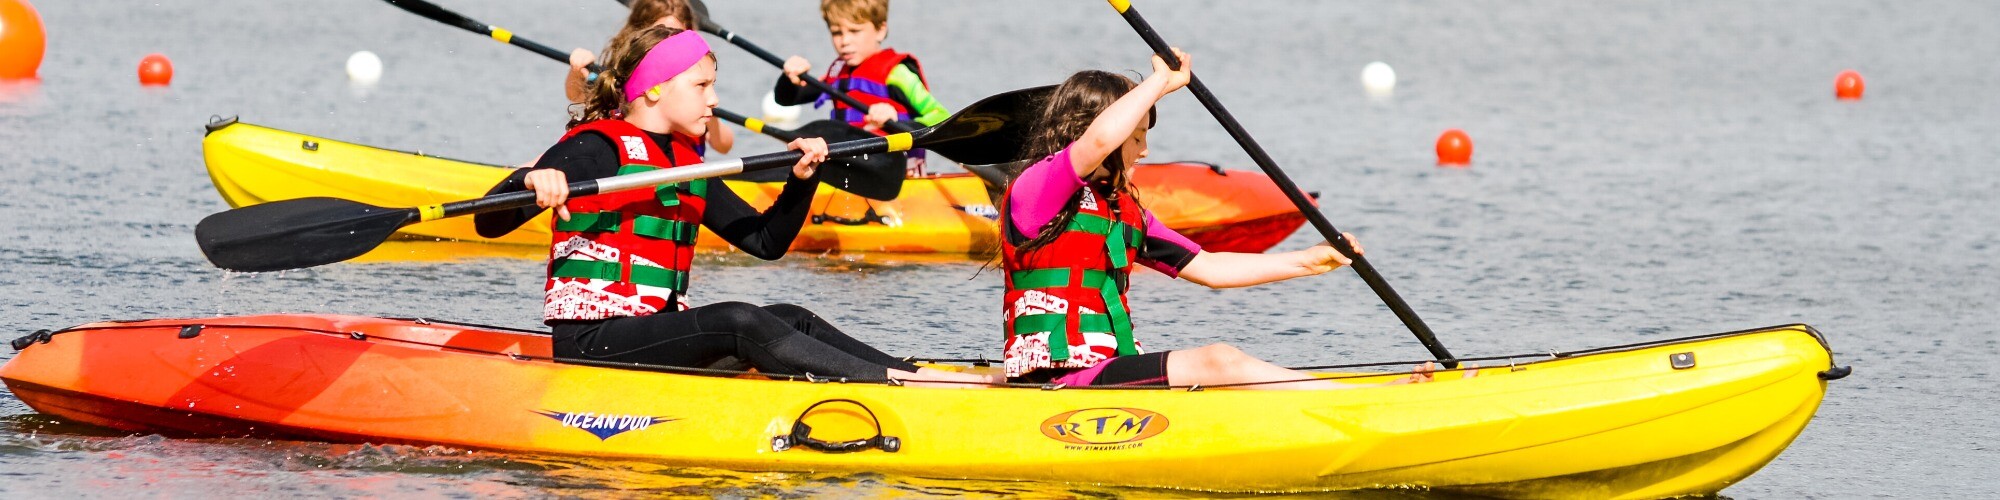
[1000,49,1452,389]
[476,25,988,388]
[563,0,733,154]
[774,0,947,176]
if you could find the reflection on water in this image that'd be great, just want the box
[0,79,41,107]
[354,238,547,264]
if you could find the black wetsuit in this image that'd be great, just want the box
[475,130,920,378]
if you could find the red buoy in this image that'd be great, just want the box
[138,53,173,86]
[1436,129,1473,166]
[1834,70,1864,100]
[0,0,45,80]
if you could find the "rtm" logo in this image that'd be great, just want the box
[1040,407,1169,445]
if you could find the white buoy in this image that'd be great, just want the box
[346,51,383,84]
[1361,61,1396,98]
[761,89,803,127]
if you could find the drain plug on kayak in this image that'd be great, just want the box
[1669,352,1696,370]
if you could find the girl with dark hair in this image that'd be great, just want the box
[477,26,989,388]
[1000,49,1453,389]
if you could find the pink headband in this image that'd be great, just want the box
[623,30,712,102]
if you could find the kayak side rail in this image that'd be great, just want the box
[14,318,1850,384]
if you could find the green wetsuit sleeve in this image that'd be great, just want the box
[886,64,950,127]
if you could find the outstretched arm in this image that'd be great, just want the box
[1178,234,1362,289]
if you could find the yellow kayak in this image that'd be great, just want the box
[1,313,1844,497]
[201,118,1310,256]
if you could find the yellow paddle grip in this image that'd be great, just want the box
[1108,0,1132,13]
[743,117,765,133]
[885,133,913,152]
[418,204,445,222]
[490,27,513,44]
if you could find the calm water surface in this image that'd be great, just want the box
[2,0,1997,497]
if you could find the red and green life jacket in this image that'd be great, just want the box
[999,187,1148,375]
[542,119,709,321]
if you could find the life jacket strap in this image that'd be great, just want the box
[551,258,689,292]
[1013,313,1114,335]
[632,216,699,244]
[554,211,623,233]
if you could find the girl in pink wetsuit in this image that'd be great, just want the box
[1000,49,1455,389]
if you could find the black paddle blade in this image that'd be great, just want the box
[793,119,880,143]
[960,160,1031,202]
[725,155,904,200]
[195,197,417,272]
[789,120,905,200]
[961,160,1028,188]
[685,0,713,29]
[914,85,1054,166]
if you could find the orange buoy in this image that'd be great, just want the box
[1834,70,1864,100]
[0,0,46,80]
[138,53,173,86]
[1436,129,1472,166]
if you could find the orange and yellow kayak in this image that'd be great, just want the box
[2,314,1842,496]
[201,118,1309,257]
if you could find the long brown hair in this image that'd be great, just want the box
[627,0,701,33]
[568,25,715,128]
[1010,70,1156,255]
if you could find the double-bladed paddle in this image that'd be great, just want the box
[195,86,1050,273]
[1103,0,1457,366]
[379,0,908,199]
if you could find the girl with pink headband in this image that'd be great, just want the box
[476,26,991,388]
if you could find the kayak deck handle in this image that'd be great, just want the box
[771,399,901,454]
[10,329,53,351]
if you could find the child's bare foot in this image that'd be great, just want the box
[1403,361,1481,384]
[1458,362,1482,379]
[1401,361,1440,384]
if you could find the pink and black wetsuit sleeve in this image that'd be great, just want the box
[1003,146,1202,276]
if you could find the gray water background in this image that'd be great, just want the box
[2,0,1997,497]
